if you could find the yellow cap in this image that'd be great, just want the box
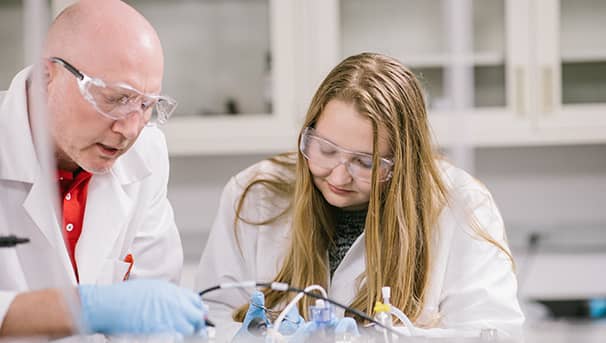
[374,301,391,313]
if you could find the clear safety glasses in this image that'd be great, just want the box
[299,127,394,182]
[49,57,177,125]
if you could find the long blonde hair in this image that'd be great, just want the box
[233,52,509,323]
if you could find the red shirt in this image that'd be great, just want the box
[57,169,92,282]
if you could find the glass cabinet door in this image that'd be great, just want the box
[127,0,272,118]
[338,0,509,112]
[559,0,606,106]
[472,0,507,109]
[0,0,25,89]
[339,0,448,111]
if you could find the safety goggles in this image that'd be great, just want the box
[49,57,177,125]
[299,127,394,182]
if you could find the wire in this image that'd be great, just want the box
[197,281,401,336]
[198,281,267,297]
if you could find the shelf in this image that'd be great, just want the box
[429,110,606,148]
[472,51,506,66]
[403,51,504,68]
[161,114,606,157]
[561,50,606,63]
[161,116,298,156]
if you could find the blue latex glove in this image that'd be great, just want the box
[590,299,606,318]
[275,303,304,335]
[234,291,271,340]
[292,317,360,343]
[333,317,360,336]
[234,291,304,341]
[78,279,207,336]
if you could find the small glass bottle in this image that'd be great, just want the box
[308,299,336,342]
[374,301,394,343]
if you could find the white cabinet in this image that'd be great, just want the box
[128,0,301,156]
[299,0,606,149]
[531,0,606,141]
[11,0,603,156]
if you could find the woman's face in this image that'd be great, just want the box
[308,99,392,211]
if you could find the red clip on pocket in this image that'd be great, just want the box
[123,253,134,281]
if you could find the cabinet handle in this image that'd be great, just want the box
[542,67,554,114]
[515,66,526,116]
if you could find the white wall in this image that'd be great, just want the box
[476,144,606,235]
[168,153,269,263]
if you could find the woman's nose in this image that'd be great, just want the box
[328,162,353,185]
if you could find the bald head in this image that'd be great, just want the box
[44,0,164,93]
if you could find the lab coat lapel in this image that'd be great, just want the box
[329,232,366,306]
[22,177,77,285]
[0,67,37,184]
[4,66,64,254]
[22,177,61,246]
[6,66,77,285]
[75,145,150,284]
[76,173,134,284]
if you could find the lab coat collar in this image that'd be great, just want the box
[328,231,366,307]
[327,224,448,324]
[74,130,153,284]
[75,172,135,283]
[110,142,152,185]
[0,67,75,278]
[0,66,39,184]
[70,146,152,283]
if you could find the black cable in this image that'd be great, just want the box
[198,285,222,297]
[0,235,30,248]
[198,282,399,335]
[199,282,272,297]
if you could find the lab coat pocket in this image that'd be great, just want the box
[97,259,132,285]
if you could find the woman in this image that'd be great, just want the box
[195,52,524,339]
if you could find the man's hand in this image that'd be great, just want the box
[79,279,207,336]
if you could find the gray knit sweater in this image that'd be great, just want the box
[329,208,367,277]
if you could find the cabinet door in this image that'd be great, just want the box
[559,0,606,108]
[339,0,449,111]
[472,0,508,110]
[463,0,535,147]
[534,0,606,142]
[336,0,457,148]
[127,0,299,155]
[333,0,534,147]
[0,1,25,89]
[336,0,517,113]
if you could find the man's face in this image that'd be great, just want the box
[46,60,161,173]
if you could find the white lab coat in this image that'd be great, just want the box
[0,67,183,335]
[196,158,525,340]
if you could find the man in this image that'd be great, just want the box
[0,0,205,338]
